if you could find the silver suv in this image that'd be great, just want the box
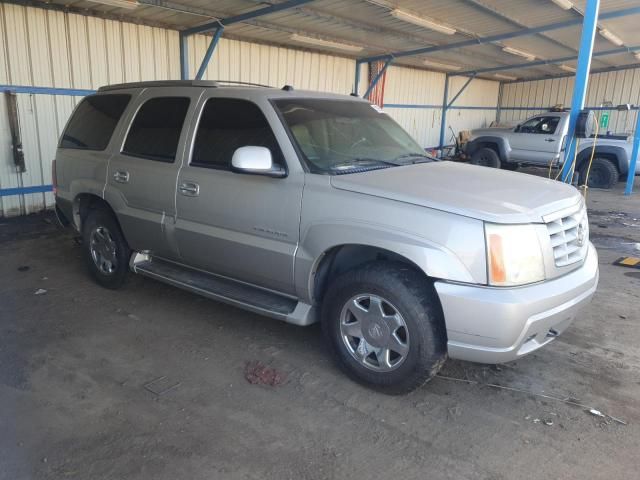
[54,81,599,393]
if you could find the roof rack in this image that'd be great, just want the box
[98,79,275,92]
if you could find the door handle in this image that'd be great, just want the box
[113,170,130,183]
[545,138,556,142]
[179,182,200,197]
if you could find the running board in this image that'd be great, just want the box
[130,253,316,326]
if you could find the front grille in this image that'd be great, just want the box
[546,205,589,268]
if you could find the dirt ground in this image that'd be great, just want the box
[1,173,640,480]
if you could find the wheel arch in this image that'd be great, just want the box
[576,145,626,175]
[466,136,510,162]
[73,193,118,233]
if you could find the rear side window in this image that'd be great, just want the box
[191,98,284,169]
[122,97,190,163]
[60,94,130,150]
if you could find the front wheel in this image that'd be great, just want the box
[322,262,447,394]
[82,208,130,289]
[470,147,501,168]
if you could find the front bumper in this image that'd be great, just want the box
[434,243,598,364]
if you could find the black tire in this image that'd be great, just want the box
[578,157,619,189]
[470,147,501,168]
[322,262,447,394]
[82,207,130,289]
[501,162,519,171]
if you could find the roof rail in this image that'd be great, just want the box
[211,80,273,88]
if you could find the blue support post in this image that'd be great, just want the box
[438,74,450,152]
[438,75,474,153]
[561,0,600,183]
[353,60,362,95]
[625,110,640,195]
[179,32,189,80]
[195,27,224,80]
[363,59,393,99]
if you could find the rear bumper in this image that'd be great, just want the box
[434,243,598,364]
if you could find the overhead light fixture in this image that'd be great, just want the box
[559,64,576,72]
[289,34,363,53]
[493,73,518,81]
[87,0,139,9]
[423,59,461,71]
[550,0,573,10]
[502,46,536,61]
[599,28,624,46]
[390,9,456,35]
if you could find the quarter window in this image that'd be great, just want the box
[60,94,130,150]
[191,98,284,169]
[123,97,190,162]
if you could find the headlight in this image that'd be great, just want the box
[485,223,545,286]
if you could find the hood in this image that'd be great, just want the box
[469,126,514,137]
[330,162,582,224]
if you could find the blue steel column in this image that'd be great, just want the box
[625,109,640,195]
[363,59,393,99]
[438,74,450,153]
[179,32,189,80]
[195,27,224,80]
[561,0,600,182]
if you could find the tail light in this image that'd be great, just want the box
[52,159,57,195]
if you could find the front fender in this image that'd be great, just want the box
[465,136,511,162]
[294,219,487,304]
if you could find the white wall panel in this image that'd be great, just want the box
[501,68,640,134]
[0,4,499,216]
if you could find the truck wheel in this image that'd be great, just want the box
[579,157,619,189]
[322,262,447,394]
[470,147,501,168]
[82,207,130,289]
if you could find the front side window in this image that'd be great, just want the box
[191,98,284,169]
[273,99,430,174]
[60,94,130,150]
[519,116,560,134]
[122,97,190,162]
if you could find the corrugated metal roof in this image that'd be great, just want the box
[34,0,640,81]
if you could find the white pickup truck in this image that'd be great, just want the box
[463,110,637,189]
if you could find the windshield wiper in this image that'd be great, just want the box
[391,152,438,164]
[330,158,400,171]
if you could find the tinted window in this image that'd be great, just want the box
[191,98,284,169]
[60,94,130,150]
[123,97,190,162]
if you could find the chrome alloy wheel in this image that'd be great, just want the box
[339,294,409,372]
[90,225,117,275]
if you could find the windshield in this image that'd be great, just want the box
[273,99,431,174]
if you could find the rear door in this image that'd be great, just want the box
[104,87,203,258]
[509,115,563,164]
[173,94,304,295]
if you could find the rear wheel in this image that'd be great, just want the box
[470,147,501,168]
[579,157,619,189]
[322,262,447,394]
[82,208,130,289]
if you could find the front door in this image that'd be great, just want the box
[105,88,203,258]
[174,95,304,295]
[509,115,563,164]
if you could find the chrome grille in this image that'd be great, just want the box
[546,205,589,268]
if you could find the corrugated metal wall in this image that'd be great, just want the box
[0,3,499,217]
[500,68,640,134]
[383,67,500,148]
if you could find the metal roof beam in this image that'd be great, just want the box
[182,0,314,36]
[358,5,640,63]
[454,46,640,77]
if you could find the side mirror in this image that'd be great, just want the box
[514,124,521,132]
[231,146,286,178]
